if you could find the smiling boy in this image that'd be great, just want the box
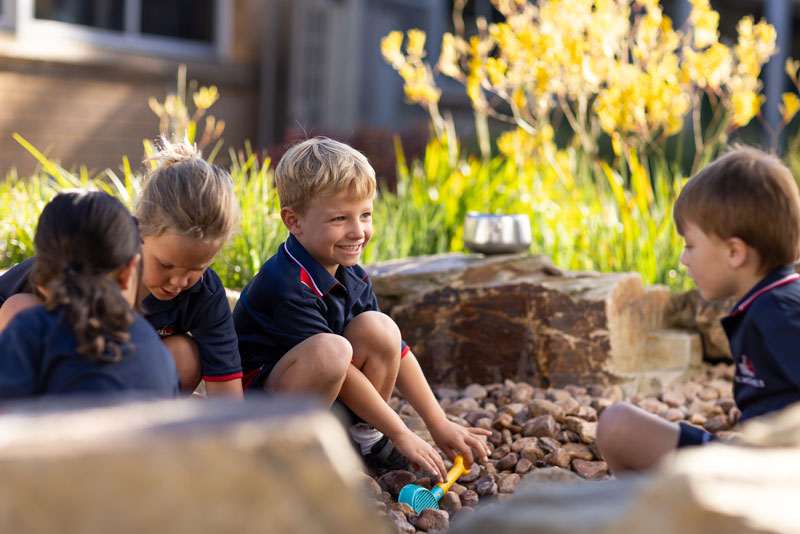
[233,137,489,479]
[597,146,800,474]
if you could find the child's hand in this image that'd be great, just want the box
[392,430,448,483]
[428,419,491,467]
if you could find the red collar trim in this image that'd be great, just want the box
[729,273,800,316]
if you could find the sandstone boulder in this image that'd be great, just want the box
[366,254,701,395]
[0,397,389,534]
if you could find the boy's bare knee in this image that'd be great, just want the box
[304,333,352,379]
[597,402,635,453]
[345,311,401,352]
[163,334,202,392]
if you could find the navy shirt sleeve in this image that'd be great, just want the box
[189,276,243,381]
[0,257,36,306]
[757,297,800,389]
[0,311,44,397]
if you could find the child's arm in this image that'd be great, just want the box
[395,351,491,466]
[338,363,449,482]
[205,378,243,398]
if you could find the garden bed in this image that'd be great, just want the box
[370,362,738,533]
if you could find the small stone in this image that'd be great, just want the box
[459,463,481,483]
[688,399,722,419]
[414,508,450,532]
[545,448,572,469]
[662,408,685,422]
[464,409,494,427]
[515,457,533,474]
[564,384,587,397]
[519,440,546,463]
[361,473,382,498]
[438,491,462,515]
[389,502,416,516]
[512,409,532,426]
[703,415,730,433]
[716,396,736,413]
[556,430,580,443]
[488,430,504,448]
[497,473,521,493]
[378,470,417,497]
[523,466,582,483]
[415,477,432,490]
[492,412,514,430]
[561,442,594,461]
[389,511,415,534]
[475,475,498,496]
[378,491,393,504]
[511,437,537,453]
[528,399,566,422]
[591,397,613,412]
[572,459,608,479]
[605,385,624,403]
[555,397,581,416]
[436,387,461,400]
[661,390,686,407]
[446,397,480,415]
[405,416,427,432]
[690,412,707,425]
[460,490,480,507]
[637,397,668,415]
[576,405,598,422]
[464,383,488,400]
[490,443,510,460]
[698,386,719,401]
[562,416,597,443]
[450,483,467,496]
[522,414,559,438]
[476,417,493,430]
[495,452,519,472]
[538,437,561,453]
[546,388,573,402]
[511,383,535,403]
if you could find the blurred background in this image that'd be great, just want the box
[0,0,798,176]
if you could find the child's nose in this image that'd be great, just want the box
[170,273,190,289]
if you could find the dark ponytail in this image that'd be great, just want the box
[30,191,141,361]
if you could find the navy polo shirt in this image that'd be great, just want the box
[0,305,179,398]
[721,265,800,421]
[233,234,408,385]
[0,257,242,382]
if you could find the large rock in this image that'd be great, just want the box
[452,401,800,534]
[0,397,389,534]
[366,253,701,394]
[667,289,735,361]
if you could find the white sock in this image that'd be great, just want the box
[348,423,384,455]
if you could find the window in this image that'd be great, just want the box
[8,0,230,59]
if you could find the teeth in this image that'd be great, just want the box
[341,245,361,251]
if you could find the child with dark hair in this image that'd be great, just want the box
[597,146,800,473]
[0,137,242,397]
[0,191,179,398]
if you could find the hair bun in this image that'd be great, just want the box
[149,135,202,169]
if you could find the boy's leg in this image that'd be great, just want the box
[162,334,202,393]
[342,311,402,400]
[265,333,352,405]
[596,402,681,474]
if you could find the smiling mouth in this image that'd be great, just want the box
[339,244,362,252]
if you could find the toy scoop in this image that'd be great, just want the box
[398,454,471,512]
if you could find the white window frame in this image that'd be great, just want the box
[3,0,232,60]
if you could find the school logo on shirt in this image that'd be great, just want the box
[735,355,765,388]
[157,325,175,338]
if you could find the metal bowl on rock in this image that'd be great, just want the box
[463,212,532,254]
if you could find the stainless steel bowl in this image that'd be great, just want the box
[463,212,532,254]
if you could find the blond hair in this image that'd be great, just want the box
[135,137,239,242]
[275,137,376,213]
[674,145,800,272]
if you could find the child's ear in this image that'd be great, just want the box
[280,207,303,236]
[726,237,750,269]
[117,253,141,291]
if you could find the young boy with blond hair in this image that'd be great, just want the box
[597,146,800,473]
[234,137,490,479]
